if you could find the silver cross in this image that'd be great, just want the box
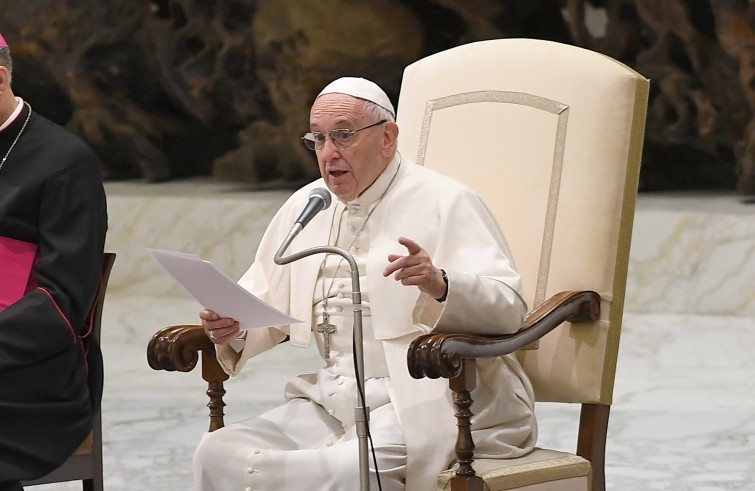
[316,313,337,359]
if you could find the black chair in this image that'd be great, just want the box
[23,252,116,491]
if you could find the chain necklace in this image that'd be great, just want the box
[0,102,31,173]
[316,156,402,359]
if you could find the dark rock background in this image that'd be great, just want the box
[1,0,754,195]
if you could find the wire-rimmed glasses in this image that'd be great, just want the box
[302,120,386,151]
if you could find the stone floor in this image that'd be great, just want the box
[25,182,755,490]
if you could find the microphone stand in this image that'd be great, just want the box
[274,223,371,491]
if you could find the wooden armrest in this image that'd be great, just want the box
[147,325,229,431]
[408,290,600,379]
[147,325,218,373]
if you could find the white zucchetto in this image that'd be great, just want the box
[316,77,395,120]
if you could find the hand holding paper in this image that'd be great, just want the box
[146,249,302,330]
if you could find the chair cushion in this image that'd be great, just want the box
[437,448,591,491]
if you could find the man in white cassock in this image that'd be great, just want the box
[193,77,537,491]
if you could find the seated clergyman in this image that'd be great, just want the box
[193,77,536,491]
[0,32,107,491]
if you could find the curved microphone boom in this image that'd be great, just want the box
[272,186,372,490]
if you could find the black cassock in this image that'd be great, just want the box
[0,102,107,484]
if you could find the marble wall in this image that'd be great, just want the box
[627,193,755,317]
[104,179,290,298]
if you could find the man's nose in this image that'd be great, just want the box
[319,136,341,158]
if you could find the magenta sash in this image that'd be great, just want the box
[0,236,38,311]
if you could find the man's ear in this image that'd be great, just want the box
[382,121,399,158]
[0,66,9,92]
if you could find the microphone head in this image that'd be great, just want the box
[309,187,332,210]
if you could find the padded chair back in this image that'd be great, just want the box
[23,252,115,490]
[396,39,648,404]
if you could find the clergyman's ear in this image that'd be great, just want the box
[0,66,9,88]
[382,121,399,158]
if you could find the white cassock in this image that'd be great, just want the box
[193,153,537,491]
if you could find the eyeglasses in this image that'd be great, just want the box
[302,120,386,151]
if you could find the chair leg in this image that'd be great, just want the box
[577,403,610,491]
[83,476,103,491]
[449,360,485,491]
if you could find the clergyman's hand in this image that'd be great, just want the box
[383,237,447,300]
[199,308,241,345]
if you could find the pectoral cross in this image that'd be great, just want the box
[316,313,337,359]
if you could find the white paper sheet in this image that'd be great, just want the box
[146,248,302,330]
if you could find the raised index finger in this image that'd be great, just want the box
[398,236,422,255]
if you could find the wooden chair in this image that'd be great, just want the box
[23,252,116,491]
[397,39,649,490]
[146,38,648,490]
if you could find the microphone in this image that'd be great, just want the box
[275,187,332,263]
[295,187,332,229]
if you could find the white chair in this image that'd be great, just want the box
[399,38,649,491]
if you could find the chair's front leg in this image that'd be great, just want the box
[450,359,485,491]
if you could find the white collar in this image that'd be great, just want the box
[345,152,401,209]
[0,97,25,133]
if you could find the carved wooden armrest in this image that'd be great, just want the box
[408,290,600,378]
[406,290,600,491]
[147,325,229,431]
